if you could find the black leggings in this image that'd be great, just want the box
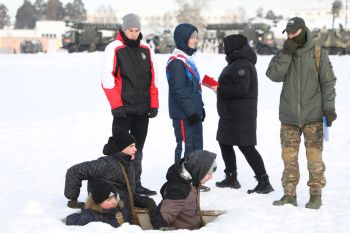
[219,143,266,176]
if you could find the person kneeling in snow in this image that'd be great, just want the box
[64,127,157,225]
[151,150,217,230]
[65,179,128,228]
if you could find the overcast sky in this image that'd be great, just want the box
[3,0,333,21]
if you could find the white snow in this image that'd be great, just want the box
[0,51,349,233]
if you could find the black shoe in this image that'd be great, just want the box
[247,174,274,194]
[199,184,211,192]
[136,185,157,196]
[215,172,241,189]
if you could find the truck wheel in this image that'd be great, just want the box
[68,45,78,53]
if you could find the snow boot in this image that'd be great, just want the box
[305,195,322,209]
[216,171,241,189]
[247,174,274,194]
[272,195,297,206]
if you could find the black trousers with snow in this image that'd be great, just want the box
[219,143,266,176]
[113,113,149,186]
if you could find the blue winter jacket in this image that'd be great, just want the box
[166,23,204,120]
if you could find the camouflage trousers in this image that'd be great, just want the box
[280,122,326,196]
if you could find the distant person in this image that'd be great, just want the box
[209,34,274,194]
[64,127,157,222]
[266,17,337,209]
[151,150,217,230]
[101,13,159,196]
[65,179,129,228]
[165,23,208,191]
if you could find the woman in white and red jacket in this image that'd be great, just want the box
[101,13,159,196]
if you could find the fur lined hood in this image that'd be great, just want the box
[85,193,124,213]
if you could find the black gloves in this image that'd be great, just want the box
[145,198,157,217]
[202,107,206,122]
[67,199,85,209]
[324,109,337,127]
[283,39,298,54]
[187,113,201,126]
[149,108,158,118]
[112,107,126,118]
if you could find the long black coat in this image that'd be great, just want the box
[216,43,258,146]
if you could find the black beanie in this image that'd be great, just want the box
[91,179,117,204]
[223,34,247,55]
[112,127,136,150]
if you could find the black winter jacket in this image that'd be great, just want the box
[216,43,258,146]
[64,152,152,216]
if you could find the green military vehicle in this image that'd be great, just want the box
[62,21,121,53]
[205,23,277,55]
[20,40,43,53]
[312,28,350,55]
[145,30,175,54]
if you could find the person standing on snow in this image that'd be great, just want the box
[151,150,217,230]
[266,17,337,209]
[209,34,274,194]
[101,13,159,196]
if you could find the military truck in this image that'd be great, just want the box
[20,40,43,53]
[205,23,277,55]
[312,28,350,55]
[62,21,121,53]
[145,30,175,54]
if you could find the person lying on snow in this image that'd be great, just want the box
[151,150,217,230]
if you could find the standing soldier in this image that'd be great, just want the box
[101,13,159,196]
[266,17,337,209]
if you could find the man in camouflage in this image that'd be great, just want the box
[266,17,337,209]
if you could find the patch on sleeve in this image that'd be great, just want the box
[238,69,246,76]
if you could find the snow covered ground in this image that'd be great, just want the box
[0,51,349,233]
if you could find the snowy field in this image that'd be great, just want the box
[0,51,349,233]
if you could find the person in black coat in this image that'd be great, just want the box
[64,127,157,223]
[211,34,273,194]
[65,179,129,228]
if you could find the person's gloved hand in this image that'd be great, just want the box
[324,109,337,127]
[145,197,157,217]
[148,108,158,118]
[187,113,201,126]
[202,107,206,122]
[112,107,126,118]
[283,39,298,54]
[67,199,85,209]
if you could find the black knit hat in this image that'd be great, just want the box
[112,127,136,150]
[91,179,118,204]
[223,34,247,55]
[282,17,305,34]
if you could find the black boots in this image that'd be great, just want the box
[247,174,274,194]
[216,172,241,189]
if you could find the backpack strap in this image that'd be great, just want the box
[314,42,321,74]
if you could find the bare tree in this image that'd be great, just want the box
[332,0,343,29]
[34,0,47,20]
[256,7,264,18]
[0,3,10,28]
[175,0,207,31]
[92,5,117,23]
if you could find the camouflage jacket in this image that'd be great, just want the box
[266,28,336,127]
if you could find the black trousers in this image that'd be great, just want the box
[219,143,266,176]
[113,114,149,186]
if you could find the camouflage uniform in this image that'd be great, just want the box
[280,122,326,196]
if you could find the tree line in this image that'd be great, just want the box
[0,0,86,29]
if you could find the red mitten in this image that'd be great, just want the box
[202,75,218,88]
